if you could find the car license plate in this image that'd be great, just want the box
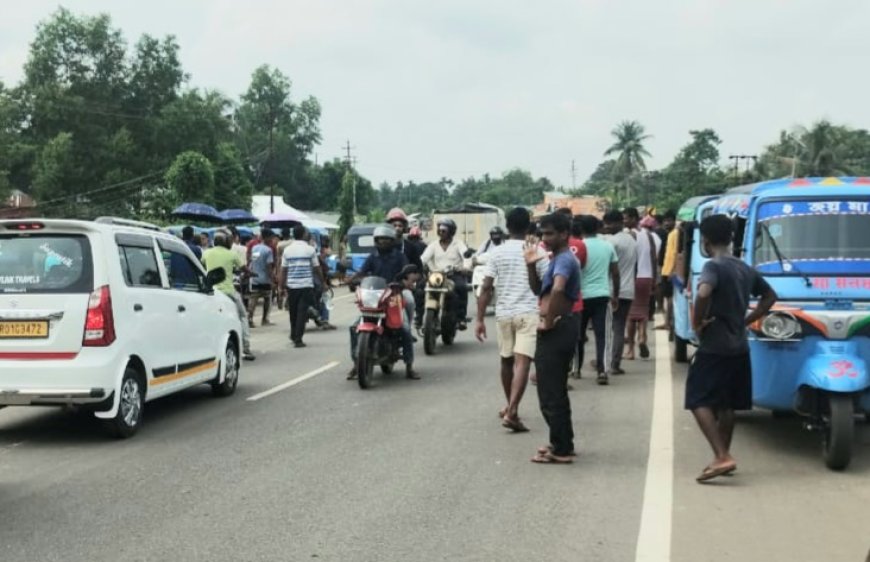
[0,321,49,339]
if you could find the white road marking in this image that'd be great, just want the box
[246,361,340,402]
[634,328,674,562]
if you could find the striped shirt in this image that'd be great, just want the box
[484,240,549,319]
[281,241,318,289]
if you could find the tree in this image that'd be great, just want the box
[165,151,215,206]
[338,169,356,237]
[604,120,652,205]
[32,132,79,216]
[213,142,253,210]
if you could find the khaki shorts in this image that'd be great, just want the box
[496,313,539,359]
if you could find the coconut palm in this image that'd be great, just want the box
[604,120,652,205]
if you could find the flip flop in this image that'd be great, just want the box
[502,415,530,433]
[537,445,577,457]
[696,463,737,482]
[639,344,650,359]
[530,451,573,464]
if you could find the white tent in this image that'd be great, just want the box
[250,195,338,230]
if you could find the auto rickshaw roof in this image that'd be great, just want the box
[676,195,721,221]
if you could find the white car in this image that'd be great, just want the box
[0,217,244,437]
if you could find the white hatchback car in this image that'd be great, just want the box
[0,217,244,437]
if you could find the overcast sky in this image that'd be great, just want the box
[1,1,868,189]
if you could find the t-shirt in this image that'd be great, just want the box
[232,243,248,267]
[185,240,203,260]
[697,256,772,356]
[581,237,618,300]
[421,239,468,272]
[661,228,680,278]
[568,237,588,268]
[281,241,318,289]
[484,240,549,319]
[636,228,662,279]
[250,243,274,286]
[201,246,242,296]
[603,231,637,300]
[541,249,581,303]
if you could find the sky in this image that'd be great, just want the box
[1,0,869,190]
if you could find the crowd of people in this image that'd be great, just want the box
[180,202,774,481]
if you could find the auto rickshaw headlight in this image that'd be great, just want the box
[761,312,800,340]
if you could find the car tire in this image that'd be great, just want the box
[212,340,240,397]
[103,366,145,439]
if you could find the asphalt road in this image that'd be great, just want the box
[1,296,868,561]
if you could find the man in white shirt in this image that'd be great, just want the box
[280,225,325,348]
[421,218,471,329]
[476,208,548,432]
[602,211,637,375]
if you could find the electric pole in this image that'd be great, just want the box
[571,160,577,191]
[343,140,357,217]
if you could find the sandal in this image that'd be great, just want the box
[696,463,737,482]
[530,451,573,464]
[537,445,577,457]
[502,415,529,433]
[639,343,650,359]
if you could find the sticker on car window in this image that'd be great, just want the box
[40,243,74,268]
[0,275,42,285]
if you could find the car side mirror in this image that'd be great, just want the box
[205,268,226,290]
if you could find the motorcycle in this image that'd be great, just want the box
[471,253,496,312]
[354,276,406,389]
[422,268,462,355]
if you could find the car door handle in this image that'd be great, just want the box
[133,304,143,312]
[178,305,186,313]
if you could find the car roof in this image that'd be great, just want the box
[0,218,177,242]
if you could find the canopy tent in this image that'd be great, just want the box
[251,195,338,230]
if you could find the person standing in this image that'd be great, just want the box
[525,213,581,464]
[625,213,661,360]
[687,215,776,482]
[247,229,276,327]
[656,210,677,332]
[576,215,620,385]
[280,225,325,348]
[475,208,548,433]
[601,211,637,376]
[202,230,255,361]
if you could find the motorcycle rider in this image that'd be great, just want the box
[475,226,505,259]
[421,218,471,330]
[347,226,419,380]
[386,207,423,270]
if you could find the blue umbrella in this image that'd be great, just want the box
[219,208,258,225]
[171,202,222,224]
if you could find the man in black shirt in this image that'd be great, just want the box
[687,215,776,482]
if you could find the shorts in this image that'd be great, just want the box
[684,351,752,411]
[496,313,538,359]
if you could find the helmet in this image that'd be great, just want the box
[373,226,397,240]
[489,226,505,236]
[386,207,408,224]
[409,226,421,237]
[437,218,457,236]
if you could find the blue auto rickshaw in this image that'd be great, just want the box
[709,177,870,469]
[343,224,379,275]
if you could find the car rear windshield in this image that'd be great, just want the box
[0,234,94,294]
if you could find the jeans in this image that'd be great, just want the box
[349,318,414,366]
[535,314,579,456]
[452,274,469,320]
[611,299,632,370]
[230,292,252,354]
[287,287,314,343]
[578,297,611,375]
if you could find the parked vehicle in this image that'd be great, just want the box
[422,268,461,355]
[0,217,244,438]
[342,224,379,276]
[432,203,505,251]
[694,178,870,470]
[354,276,406,389]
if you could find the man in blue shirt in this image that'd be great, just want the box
[181,226,202,259]
[525,212,581,464]
[247,229,276,327]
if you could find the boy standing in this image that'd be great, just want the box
[688,215,776,482]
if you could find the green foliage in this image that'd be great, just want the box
[603,120,652,205]
[165,151,215,206]
[338,169,356,237]
[213,142,252,210]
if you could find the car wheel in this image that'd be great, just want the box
[103,367,145,439]
[212,340,240,397]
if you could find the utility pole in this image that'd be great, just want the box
[269,107,276,213]
[571,160,577,191]
[343,140,357,217]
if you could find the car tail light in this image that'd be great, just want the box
[8,222,45,231]
[83,285,116,346]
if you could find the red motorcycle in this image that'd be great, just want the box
[354,276,406,389]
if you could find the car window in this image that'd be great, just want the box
[0,234,93,294]
[118,245,163,288]
[161,249,205,292]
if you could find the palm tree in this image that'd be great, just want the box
[604,120,652,205]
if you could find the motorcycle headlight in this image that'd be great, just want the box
[359,288,382,309]
[761,311,800,340]
[428,272,444,287]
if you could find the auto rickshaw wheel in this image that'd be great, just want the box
[822,393,854,471]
